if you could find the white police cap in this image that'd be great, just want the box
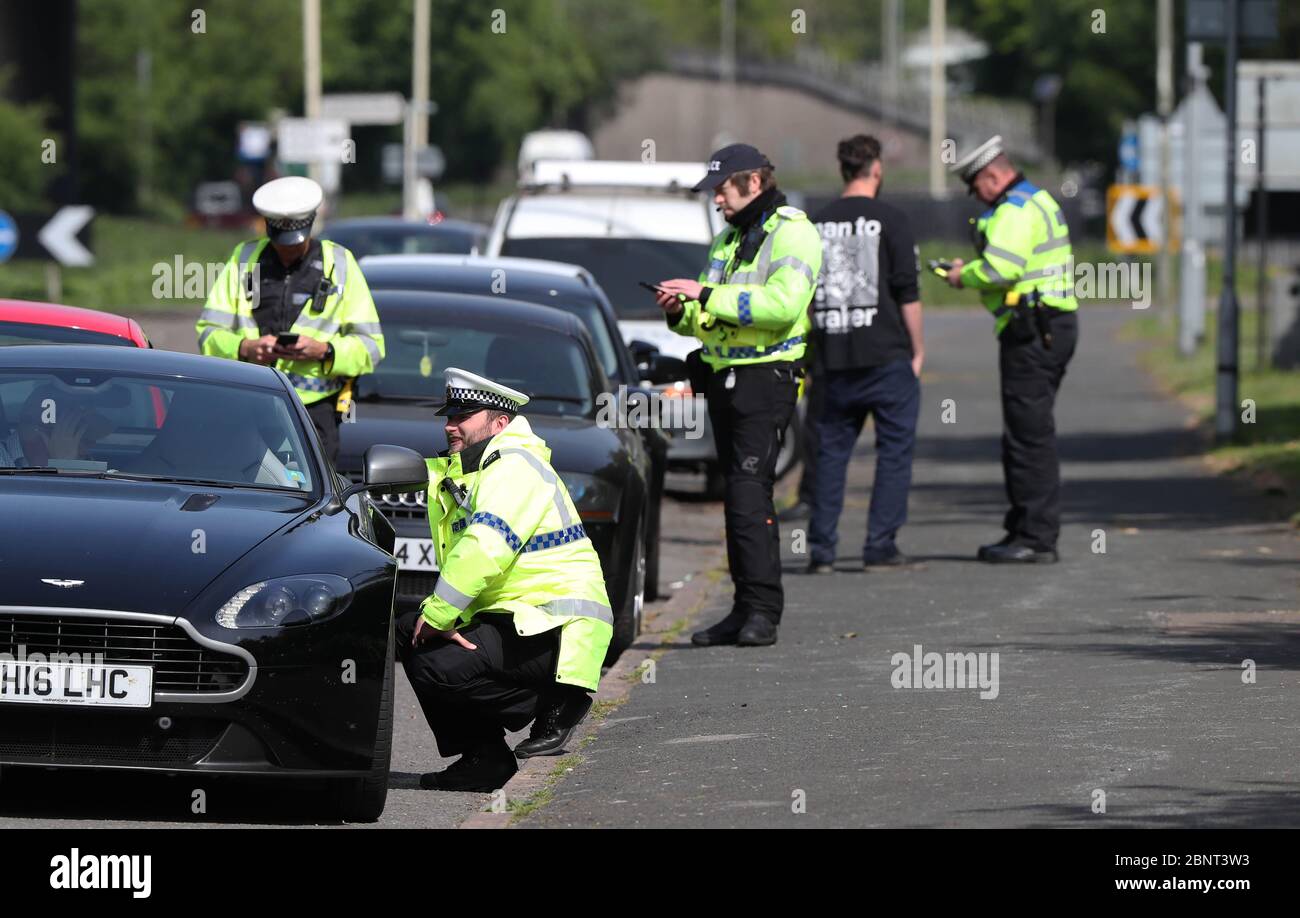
[949,135,1004,186]
[252,176,324,245]
[435,367,530,416]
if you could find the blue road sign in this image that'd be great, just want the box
[0,210,18,263]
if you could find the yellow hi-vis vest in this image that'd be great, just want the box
[958,178,1079,336]
[196,238,385,405]
[420,415,613,691]
[668,205,823,370]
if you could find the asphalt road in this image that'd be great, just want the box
[524,306,1300,828]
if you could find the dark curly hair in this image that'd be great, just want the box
[837,134,882,183]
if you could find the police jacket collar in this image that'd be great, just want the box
[727,187,785,229]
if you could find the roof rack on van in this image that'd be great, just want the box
[523,159,707,193]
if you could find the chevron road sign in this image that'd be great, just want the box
[1106,185,1174,255]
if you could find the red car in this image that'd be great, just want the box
[0,299,152,348]
[0,299,163,425]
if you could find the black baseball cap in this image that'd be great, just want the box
[691,143,774,192]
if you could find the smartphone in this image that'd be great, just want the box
[927,259,954,277]
[276,333,300,347]
[638,281,666,294]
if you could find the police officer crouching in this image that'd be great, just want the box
[653,144,823,646]
[943,136,1079,563]
[397,368,613,792]
[196,176,384,463]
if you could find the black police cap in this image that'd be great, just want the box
[691,143,774,192]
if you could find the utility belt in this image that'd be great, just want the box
[996,290,1069,350]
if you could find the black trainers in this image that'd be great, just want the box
[514,688,593,759]
[805,560,834,574]
[691,609,749,646]
[420,739,517,792]
[862,546,911,568]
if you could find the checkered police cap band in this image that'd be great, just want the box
[266,214,315,231]
[445,386,518,412]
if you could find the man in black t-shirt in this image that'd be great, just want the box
[806,135,924,570]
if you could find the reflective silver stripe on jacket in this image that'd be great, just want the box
[496,448,572,527]
[982,244,1027,268]
[540,598,614,625]
[434,577,474,611]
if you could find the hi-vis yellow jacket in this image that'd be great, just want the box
[420,416,612,690]
[196,238,384,405]
[668,205,823,369]
[959,178,1079,336]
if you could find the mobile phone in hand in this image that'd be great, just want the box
[638,281,666,294]
[276,333,300,347]
[927,259,954,277]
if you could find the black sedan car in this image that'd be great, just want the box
[358,253,679,599]
[336,291,653,660]
[320,217,488,258]
[0,346,427,822]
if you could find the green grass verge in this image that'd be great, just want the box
[1126,310,1300,523]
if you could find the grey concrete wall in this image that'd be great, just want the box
[590,73,929,182]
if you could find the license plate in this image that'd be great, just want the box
[0,661,153,708]
[394,537,438,572]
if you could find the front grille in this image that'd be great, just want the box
[0,613,248,695]
[343,469,429,519]
[397,572,437,602]
[0,708,227,765]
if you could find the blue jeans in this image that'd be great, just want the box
[808,359,920,563]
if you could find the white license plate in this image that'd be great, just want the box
[394,537,439,572]
[0,661,153,708]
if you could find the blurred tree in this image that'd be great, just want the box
[0,85,58,211]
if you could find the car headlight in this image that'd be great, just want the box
[215,574,353,629]
[559,472,621,522]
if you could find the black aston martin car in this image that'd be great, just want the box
[0,346,428,822]
[336,290,653,660]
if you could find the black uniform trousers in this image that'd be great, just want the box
[704,361,800,622]
[394,609,558,758]
[305,393,342,465]
[997,309,1078,550]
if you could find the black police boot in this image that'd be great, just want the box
[976,535,1015,561]
[981,542,1059,564]
[691,609,750,646]
[737,611,779,647]
[420,738,517,792]
[513,687,593,759]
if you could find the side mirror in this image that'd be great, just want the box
[642,353,689,386]
[333,444,427,511]
[362,444,428,494]
[628,339,659,375]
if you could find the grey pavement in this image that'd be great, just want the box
[525,306,1300,828]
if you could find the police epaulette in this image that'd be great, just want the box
[481,450,501,470]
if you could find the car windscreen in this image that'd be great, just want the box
[500,238,710,320]
[0,370,316,492]
[363,269,622,380]
[355,318,595,418]
[0,322,135,347]
[322,226,477,258]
